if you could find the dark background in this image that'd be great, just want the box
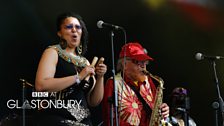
[1,0,224,125]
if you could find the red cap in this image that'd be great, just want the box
[119,42,153,61]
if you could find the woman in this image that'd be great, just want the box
[35,12,107,126]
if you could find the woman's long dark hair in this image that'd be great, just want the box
[56,12,88,56]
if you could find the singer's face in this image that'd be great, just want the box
[124,59,148,81]
[57,17,82,48]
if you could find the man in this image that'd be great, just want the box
[102,42,170,126]
[169,87,197,126]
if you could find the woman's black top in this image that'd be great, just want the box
[36,45,92,126]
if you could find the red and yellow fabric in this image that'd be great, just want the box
[102,73,157,126]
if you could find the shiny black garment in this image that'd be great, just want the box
[36,56,93,126]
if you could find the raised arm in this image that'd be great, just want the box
[35,48,78,92]
[87,59,107,107]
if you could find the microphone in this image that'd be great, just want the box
[97,20,123,30]
[195,53,224,60]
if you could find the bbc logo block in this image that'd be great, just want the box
[32,92,49,97]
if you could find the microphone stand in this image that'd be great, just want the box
[19,79,33,126]
[109,30,119,126]
[213,101,220,126]
[20,79,26,126]
[184,97,190,126]
[210,60,224,126]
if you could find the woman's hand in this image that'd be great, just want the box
[95,63,107,78]
[79,66,95,81]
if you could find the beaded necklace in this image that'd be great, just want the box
[49,44,88,68]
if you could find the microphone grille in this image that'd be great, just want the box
[97,20,104,28]
[195,53,203,60]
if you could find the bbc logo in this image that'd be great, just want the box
[32,92,49,97]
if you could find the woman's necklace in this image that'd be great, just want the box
[51,44,87,67]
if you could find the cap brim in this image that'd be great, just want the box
[131,54,154,61]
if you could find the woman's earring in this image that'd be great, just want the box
[59,37,67,49]
[77,44,82,55]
